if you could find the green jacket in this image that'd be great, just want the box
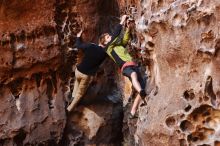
[106,26,133,68]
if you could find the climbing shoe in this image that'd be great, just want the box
[66,96,74,107]
[139,90,146,99]
[129,113,138,119]
[140,100,147,107]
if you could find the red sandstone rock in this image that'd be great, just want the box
[1,0,220,146]
[124,0,220,145]
[0,0,122,145]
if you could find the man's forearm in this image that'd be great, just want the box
[74,37,81,48]
[74,37,88,49]
[113,24,122,36]
[122,28,131,46]
[120,15,127,25]
[120,19,126,25]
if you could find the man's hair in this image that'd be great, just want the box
[99,33,109,45]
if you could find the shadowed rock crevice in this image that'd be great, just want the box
[204,76,217,106]
[0,0,123,145]
[183,89,195,101]
[13,129,27,146]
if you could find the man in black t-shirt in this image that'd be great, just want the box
[67,30,106,112]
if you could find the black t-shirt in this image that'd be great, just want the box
[75,37,106,75]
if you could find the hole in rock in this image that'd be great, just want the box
[14,94,20,99]
[188,127,215,143]
[0,139,5,145]
[51,71,57,94]
[180,114,185,119]
[179,139,187,146]
[34,72,42,87]
[48,139,57,146]
[183,89,195,100]
[189,104,212,121]
[158,0,163,7]
[202,111,210,117]
[165,116,176,127]
[4,41,9,46]
[184,105,192,112]
[46,79,54,109]
[18,30,26,42]
[205,76,216,104]
[26,33,34,40]
[214,39,220,56]
[203,96,209,101]
[205,117,212,123]
[197,14,213,26]
[43,26,56,36]
[187,134,199,142]
[215,141,220,146]
[9,33,16,43]
[147,41,155,47]
[9,78,23,99]
[13,129,26,146]
[71,72,75,78]
[180,120,194,132]
[199,97,203,103]
[70,78,74,88]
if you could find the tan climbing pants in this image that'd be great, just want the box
[67,68,93,112]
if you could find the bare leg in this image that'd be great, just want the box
[130,72,142,93]
[130,95,142,115]
[130,71,147,116]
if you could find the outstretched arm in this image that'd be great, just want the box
[120,15,128,25]
[111,15,128,38]
[122,19,135,46]
[122,28,131,46]
[74,30,90,50]
[107,15,128,48]
[111,24,122,39]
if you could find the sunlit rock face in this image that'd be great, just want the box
[121,0,220,145]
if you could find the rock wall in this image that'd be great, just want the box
[1,0,220,146]
[0,0,123,145]
[125,0,220,146]
[0,1,65,145]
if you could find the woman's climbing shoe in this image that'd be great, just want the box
[129,113,138,119]
[140,100,147,107]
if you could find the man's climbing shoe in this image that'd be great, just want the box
[67,96,74,106]
[129,113,138,119]
[140,89,147,99]
[65,96,74,112]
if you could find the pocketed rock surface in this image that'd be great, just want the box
[0,0,220,146]
[125,0,220,146]
[0,0,122,145]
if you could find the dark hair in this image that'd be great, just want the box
[99,33,109,45]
